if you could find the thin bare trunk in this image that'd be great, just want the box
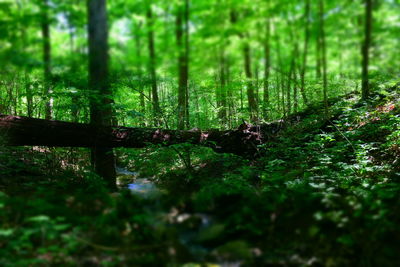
[147,2,161,125]
[263,19,271,119]
[319,0,328,116]
[293,44,300,113]
[243,42,258,122]
[276,36,285,117]
[219,49,227,127]
[25,73,33,117]
[230,10,258,123]
[41,0,52,120]
[287,56,293,115]
[134,22,145,114]
[361,0,372,100]
[316,25,322,79]
[300,0,310,106]
[184,0,190,130]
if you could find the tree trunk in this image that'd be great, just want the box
[147,2,161,125]
[230,10,258,123]
[263,18,271,119]
[176,1,189,130]
[316,21,322,79]
[243,42,258,123]
[18,4,33,118]
[134,22,145,115]
[25,73,33,118]
[319,0,328,117]
[184,0,190,130]
[287,48,295,115]
[65,16,80,123]
[300,0,310,106]
[276,36,286,117]
[87,0,116,189]
[41,0,52,120]
[219,49,227,127]
[254,58,260,110]
[362,0,372,100]
[292,44,299,113]
[226,58,234,129]
[274,73,280,118]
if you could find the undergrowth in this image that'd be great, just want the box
[1,82,400,266]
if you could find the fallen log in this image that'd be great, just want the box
[0,91,360,156]
[0,114,284,156]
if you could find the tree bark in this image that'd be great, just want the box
[1,92,354,157]
[292,45,299,113]
[147,2,161,125]
[276,35,286,117]
[315,19,322,80]
[87,0,116,189]
[184,0,190,130]
[41,0,52,120]
[319,0,328,117]
[362,0,372,100]
[218,49,227,127]
[263,18,271,119]
[300,0,310,106]
[287,47,295,115]
[0,114,274,157]
[134,22,145,114]
[25,73,33,118]
[230,10,258,123]
[243,42,259,123]
[176,0,189,130]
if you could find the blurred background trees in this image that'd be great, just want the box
[0,0,398,128]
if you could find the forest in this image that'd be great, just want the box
[0,0,400,265]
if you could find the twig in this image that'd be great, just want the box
[74,235,165,252]
[74,235,119,251]
[124,80,170,129]
[328,119,356,152]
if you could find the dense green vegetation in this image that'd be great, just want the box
[1,84,400,266]
[0,0,400,266]
[1,0,399,125]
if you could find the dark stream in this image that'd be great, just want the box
[115,167,240,265]
[116,167,159,197]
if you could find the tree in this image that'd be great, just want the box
[87,0,116,189]
[134,21,146,115]
[41,0,52,119]
[176,0,190,130]
[319,0,328,116]
[217,48,228,127]
[362,0,373,100]
[300,0,311,106]
[263,17,271,119]
[243,40,258,122]
[147,1,161,125]
[230,9,258,123]
[0,0,398,135]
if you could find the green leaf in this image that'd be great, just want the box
[0,228,14,236]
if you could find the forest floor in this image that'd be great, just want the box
[1,81,400,266]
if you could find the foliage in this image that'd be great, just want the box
[1,0,399,126]
[2,85,400,265]
[1,0,400,265]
